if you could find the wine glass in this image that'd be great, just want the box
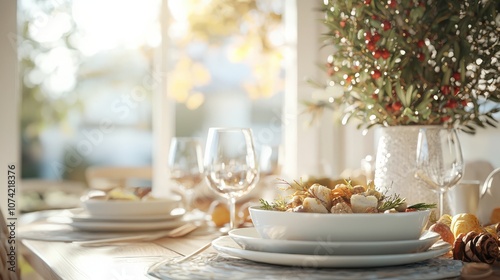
[168,137,204,212]
[204,127,260,230]
[259,144,282,177]
[258,144,283,200]
[415,127,464,218]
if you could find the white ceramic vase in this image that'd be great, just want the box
[373,126,439,208]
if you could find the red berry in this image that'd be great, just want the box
[453,72,461,81]
[417,53,425,62]
[388,0,397,8]
[372,33,381,43]
[340,21,346,28]
[417,40,425,48]
[461,99,469,106]
[441,116,451,122]
[373,50,382,59]
[391,101,402,111]
[381,49,390,59]
[371,93,378,100]
[367,42,376,52]
[364,0,372,4]
[441,85,451,95]
[453,87,460,96]
[371,69,381,79]
[445,99,458,109]
[365,32,372,42]
[382,20,392,31]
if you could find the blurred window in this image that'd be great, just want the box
[19,0,284,182]
[166,0,284,150]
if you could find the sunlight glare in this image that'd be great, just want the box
[72,0,161,55]
[29,12,72,43]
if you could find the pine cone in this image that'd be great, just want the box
[483,223,499,240]
[453,232,499,264]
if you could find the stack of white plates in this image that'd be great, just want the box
[48,194,187,232]
[58,207,187,232]
[212,228,451,268]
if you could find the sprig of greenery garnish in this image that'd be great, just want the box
[408,203,437,210]
[259,198,274,210]
[378,193,406,211]
[276,178,308,192]
[259,198,288,211]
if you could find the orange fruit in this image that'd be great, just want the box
[208,200,230,227]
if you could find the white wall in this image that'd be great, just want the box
[460,129,500,168]
[0,1,20,218]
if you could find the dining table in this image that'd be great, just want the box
[21,229,220,279]
[18,208,500,280]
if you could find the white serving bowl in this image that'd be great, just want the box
[82,195,182,217]
[249,206,431,242]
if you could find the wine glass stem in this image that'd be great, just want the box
[228,196,237,230]
[438,191,444,218]
[184,188,194,212]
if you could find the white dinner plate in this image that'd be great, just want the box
[212,236,451,268]
[66,218,186,232]
[228,228,441,255]
[63,208,186,222]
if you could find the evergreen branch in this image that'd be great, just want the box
[378,193,406,211]
[408,203,437,210]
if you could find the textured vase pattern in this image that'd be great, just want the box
[374,126,440,209]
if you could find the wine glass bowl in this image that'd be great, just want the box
[204,128,259,230]
[168,137,204,212]
[415,127,464,218]
[205,161,259,197]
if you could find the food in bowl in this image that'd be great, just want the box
[82,187,182,217]
[250,179,433,241]
[85,187,153,201]
[260,179,434,214]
